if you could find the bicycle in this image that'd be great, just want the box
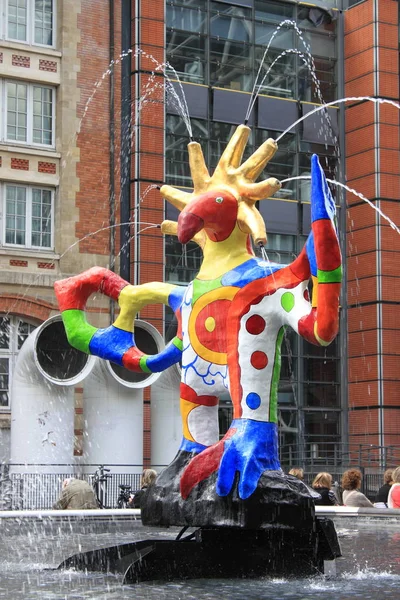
[116,484,135,509]
[91,465,112,508]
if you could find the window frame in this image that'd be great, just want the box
[4,0,56,48]
[0,315,38,410]
[2,79,56,148]
[1,181,55,250]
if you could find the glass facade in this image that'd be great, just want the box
[164,0,343,466]
[166,0,337,101]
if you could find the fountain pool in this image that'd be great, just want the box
[0,510,399,599]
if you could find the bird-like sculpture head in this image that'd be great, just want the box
[161,124,281,249]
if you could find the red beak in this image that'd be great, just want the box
[177,212,204,244]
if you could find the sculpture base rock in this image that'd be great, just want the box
[141,449,319,529]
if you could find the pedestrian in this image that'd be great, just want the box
[312,472,339,505]
[53,478,99,510]
[374,468,394,508]
[341,469,373,507]
[288,467,304,480]
[387,467,400,509]
[131,469,157,508]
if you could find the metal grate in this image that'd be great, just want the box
[5,471,142,510]
[0,464,392,509]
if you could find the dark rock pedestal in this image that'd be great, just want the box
[133,450,341,582]
[58,450,341,583]
[141,449,318,530]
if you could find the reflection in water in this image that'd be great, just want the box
[0,516,400,599]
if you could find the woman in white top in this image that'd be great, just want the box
[341,469,373,507]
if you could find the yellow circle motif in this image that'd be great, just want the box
[205,317,216,332]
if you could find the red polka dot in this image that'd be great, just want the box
[246,314,266,335]
[303,289,310,302]
[250,351,268,369]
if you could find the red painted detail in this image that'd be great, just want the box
[246,235,255,256]
[227,267,300,419]
[100,271,130,300]
[175,306,183,341]
[298,282,340,346]
[303,289,310,302]
[55,267,129,311]
[298,307,318,344]
[315,282,341,343]
[312,220,341,271]
[289,247,311,281]
[177,190,238,244]
[195,299,231,353]
[250,351,268,369]
[180,382,219,407]
[180,429,236,499]
[177,212,204,244]
[245,314,266,335]
[122,346,145,372]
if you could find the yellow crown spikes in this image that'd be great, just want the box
[160,124,281,246]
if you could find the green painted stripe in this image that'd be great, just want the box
[61,310,97,354]
[139,356,152,373]
[317,265,342,284]
[269,326,286,423]
[192,276,223,304]
[172,336,183,350]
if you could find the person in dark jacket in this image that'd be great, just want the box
[374,468,394,507]
[312,472,339,506]
[132,469,157,508]
[288,467,304,481]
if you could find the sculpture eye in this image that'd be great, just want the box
[215,196,224,204]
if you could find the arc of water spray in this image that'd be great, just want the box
[74,47,194,163]
[3,220,161,323]
[113,223,160,267]
[246,19,315,123]
[276,96,400,142]
[246,49,317,125]
[280,175,400,236]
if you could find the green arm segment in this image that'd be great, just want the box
[61,309,97,354]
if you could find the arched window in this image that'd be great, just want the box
[0,316,38,410]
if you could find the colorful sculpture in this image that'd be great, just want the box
[55,124,341,524]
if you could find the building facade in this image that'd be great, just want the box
[0,0,399,474]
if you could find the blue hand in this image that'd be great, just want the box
[310,154,336,223]
[305,231,317,277]
[216,419,281,500]
[306,155,337,276]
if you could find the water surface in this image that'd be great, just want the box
[0,515,399,599]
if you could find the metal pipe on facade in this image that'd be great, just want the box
[109,0,116,321]
[337,7,349,459]
[133,0,140,287]
[120,0,132,282]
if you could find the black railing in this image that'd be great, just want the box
[280,442,400,470]
[0,467,142,511]
[1,448,399,510]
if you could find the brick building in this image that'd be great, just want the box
[0,0,399,474]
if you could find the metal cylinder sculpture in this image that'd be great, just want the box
[55,124,341,528]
